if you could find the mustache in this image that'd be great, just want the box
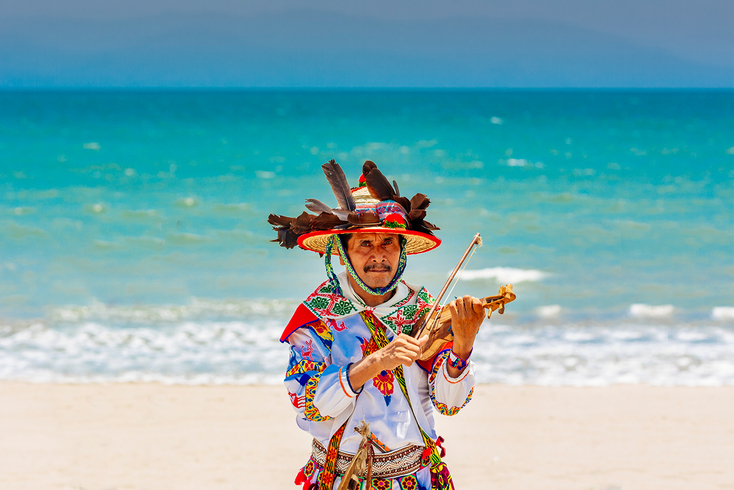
[363,263,392,273]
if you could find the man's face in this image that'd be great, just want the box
[345,233,401,289]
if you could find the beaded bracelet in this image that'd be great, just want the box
[448,349,472,371]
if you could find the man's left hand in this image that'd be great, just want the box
[447,295,484,364]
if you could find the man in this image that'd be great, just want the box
[269,161,484,490]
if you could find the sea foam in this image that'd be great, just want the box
[712,307,734,320]
[629,304,675,318]
[458,267,548,283]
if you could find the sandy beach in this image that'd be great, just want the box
[2,383,732,490]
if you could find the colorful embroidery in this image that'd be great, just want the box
[372,369,395,406]
[370,433,391,453]
[430,386,474,417]
[300,279,432,338]
[303,459,315,478]
[333,320,348,331]
[284,359,326,380]
[380,287,435,335]
[303,280,357,319]
[304,373,332,422]
[318,422,346,489]
[305,319,333,349]
[428,350,450,384]
[300,339,314,360]
[371,479,393,489]
[430,461,455,490]
[313,439,422,478]
[398,474,419,490]
[426,348,472,414]
[447,349,470,371]
[288,391,305,409]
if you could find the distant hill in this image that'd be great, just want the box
[1,10,732,87]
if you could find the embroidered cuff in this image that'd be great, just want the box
[448,349,472,371]
[339,364,361,398]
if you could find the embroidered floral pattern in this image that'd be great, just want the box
[303,280,358,319]
[398,474,418,490]
[371,479,393,490]
[304,374,332,422]
[303,459,315,478]
[380,287,435,335]
[372,369,395,406]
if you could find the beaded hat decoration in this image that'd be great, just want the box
[267,160,441,255]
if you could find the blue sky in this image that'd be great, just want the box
[1,0,732,88]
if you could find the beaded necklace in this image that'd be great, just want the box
[324,234,407,297]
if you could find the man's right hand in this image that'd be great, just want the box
[375,333,428,371]
[348,334,428,390]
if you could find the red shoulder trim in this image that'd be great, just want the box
[280,304,319,343]
[417,340,453,372]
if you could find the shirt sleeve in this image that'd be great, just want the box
[283,320,359,422]
[426,346,475,416]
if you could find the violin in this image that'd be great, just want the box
[414,285,516,360]
[409,233,518,361]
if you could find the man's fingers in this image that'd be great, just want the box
[470,296,484,315]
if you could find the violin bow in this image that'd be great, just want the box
[414,233,482,339]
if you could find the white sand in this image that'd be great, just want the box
[2,383,733,490]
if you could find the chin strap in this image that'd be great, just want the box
[324,235,408,297]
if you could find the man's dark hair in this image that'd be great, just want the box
[339,234,352,251]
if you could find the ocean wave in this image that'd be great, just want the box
[3,315,734,386]
[712,307,734,320]
[457,267,549,283]
[50,298,299,323]
[470,323,734,387]
[536,305,562,318]
[629,304,675,318]
[0,320,289,385]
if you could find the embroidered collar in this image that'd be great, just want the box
[302,272,435,335]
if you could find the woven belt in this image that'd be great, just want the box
[311,438,424,479]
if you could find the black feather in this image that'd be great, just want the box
[290,211,315,234]
[305,198,350,221]
[410,193,431,210]
[394,196,411,214]
[322,160,356,211]
[304,199,332,214]
[393,180,400,197]
[364,165,396,201]
[311,212,345,230]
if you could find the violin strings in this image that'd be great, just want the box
[432,240,481,330]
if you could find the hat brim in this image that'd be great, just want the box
[298,228,441,255]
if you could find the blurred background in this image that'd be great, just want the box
[1,1,732,386]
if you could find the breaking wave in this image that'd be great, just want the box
[457,267,549,283]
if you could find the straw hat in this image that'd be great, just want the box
[268,160,441,255]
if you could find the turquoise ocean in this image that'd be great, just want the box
[1,90,733,385]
